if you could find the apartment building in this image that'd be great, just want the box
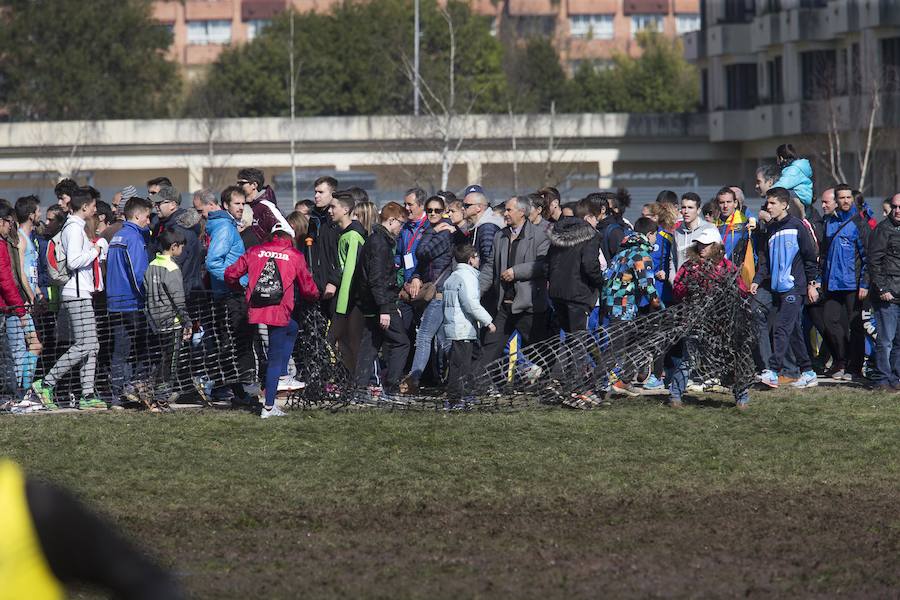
[684,0,900,194]
[153,0,700,77]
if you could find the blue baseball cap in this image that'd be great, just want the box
[463,184,484,196]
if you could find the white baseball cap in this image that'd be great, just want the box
[694,227,722,246]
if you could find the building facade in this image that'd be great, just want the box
[685,0,900,196]
[153,0,700,77]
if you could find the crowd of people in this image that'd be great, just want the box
[1,142,898,417]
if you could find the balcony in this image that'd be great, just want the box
[858,0,900,28]
[750,12,780,51]
[780,7,831,44]
[708,109,756,141]
[820,0,858,34]
[682,30,705,62]
[706,22,752,58]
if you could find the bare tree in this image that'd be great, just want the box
[399,6,478,190]
[809,53,892,193]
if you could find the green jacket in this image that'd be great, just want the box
[144,253,189,332]
[335,221,367,315]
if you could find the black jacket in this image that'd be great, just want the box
[354,224,402,315]
[306,207,340,292]
[547,217,605,307]
[867,215,900,301]
[597,213,631,262]
[153,208,203,292]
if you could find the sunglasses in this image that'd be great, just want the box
[237,180,250,186]
[463,203,478,208]
[426,208,443,214]
[891,205,900,210]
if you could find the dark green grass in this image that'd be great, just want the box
[1,387,898,598]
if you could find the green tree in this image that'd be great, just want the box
[561,63,613,113]
[186,0,506,118]
[604,31,699,113]
[505,37,568,113]
[0,0,180,120]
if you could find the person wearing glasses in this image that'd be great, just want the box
[399,195,454,394]
[867,193,900,390]
[460,184,504,301]
[150,185,202,295]
[353,202,410,395]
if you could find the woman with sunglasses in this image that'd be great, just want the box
[399,196,454,394]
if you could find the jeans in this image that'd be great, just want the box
[409,298,444,382]
[769,291,811,374]
[0,319,16,397]
[665,339,749,405]
[109,311,146,395]
[873,301,900,385]
[45,299,99,396]
[753,287,801,376]
[6,315,28,391]
[265,319,299,408]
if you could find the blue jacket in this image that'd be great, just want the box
[648,228,673,306]
[773,158,813,206]
[753,215,818,294]
[205,210,245,297]
[396,214,429,283]
[107,221,150,312]
[821,209,869,292]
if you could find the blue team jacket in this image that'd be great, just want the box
[821,209,869,292]
[107,221,150,312]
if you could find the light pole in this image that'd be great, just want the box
[414,0,420,116]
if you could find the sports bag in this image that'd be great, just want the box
[250,257,284,307]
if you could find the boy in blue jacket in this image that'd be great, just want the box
[750,187,820,389]
[106,197,152,401]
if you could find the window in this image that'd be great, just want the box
[882,37,900,91]
[725,63,758,110]
[245,19,270,41]
[569,59,614,73]
[569,14,614,40]
[513,16,556,37]
[187,20,232,45]
[631,14,663,38]
[675,13,701,34]
[800,49,837,100]
[766,56,783,104]
[722,0,755,23]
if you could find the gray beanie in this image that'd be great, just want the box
[155,185,181,206]
[120,185,138,201]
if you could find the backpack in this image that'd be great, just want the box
[250,257,284,307]
[45,221,79,286]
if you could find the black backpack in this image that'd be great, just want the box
[250,257,284,307]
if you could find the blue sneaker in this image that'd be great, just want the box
[791,370,818,389]
[759,369,778,388]
[643,374,664,390]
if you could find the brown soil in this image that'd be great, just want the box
[128,486,900,599]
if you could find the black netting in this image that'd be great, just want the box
[0,271,755,412]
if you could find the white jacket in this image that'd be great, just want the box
[60,215,99,299]
[442,263,493,341]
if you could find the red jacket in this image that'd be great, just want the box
[673,256,748,303]
[224,237,319,326]
[0,241,25,316]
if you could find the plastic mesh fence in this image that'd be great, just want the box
[0,270,755,411]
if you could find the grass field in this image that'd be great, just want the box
[2,386,899,599]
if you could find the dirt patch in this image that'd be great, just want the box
[129,486,900,599]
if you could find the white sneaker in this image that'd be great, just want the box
[261,405,287,419]
[11,399,45,414]
[277,376,305,392]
